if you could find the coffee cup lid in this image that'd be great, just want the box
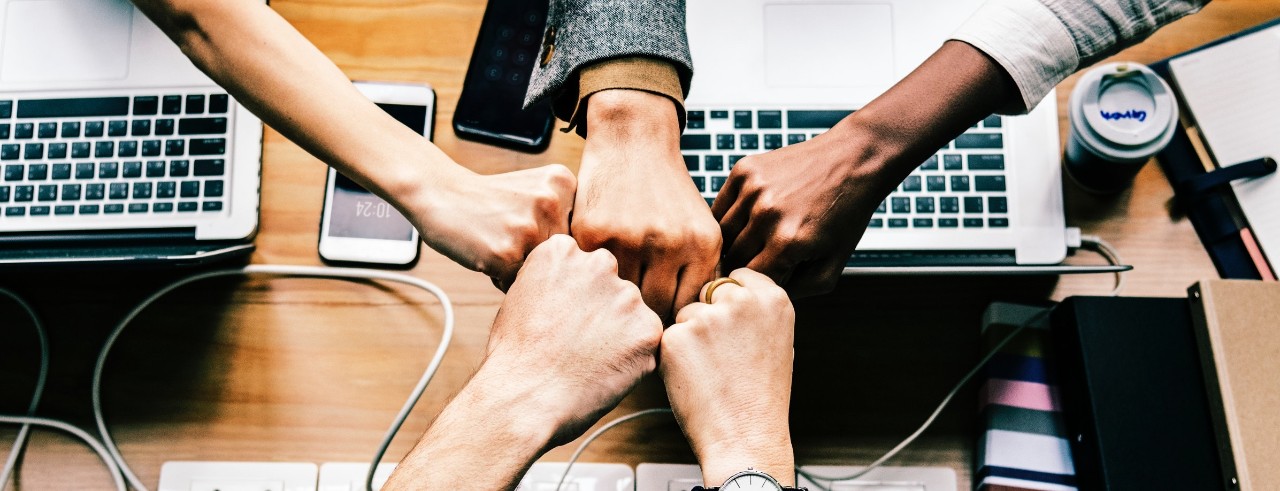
[1069,62,1179,161]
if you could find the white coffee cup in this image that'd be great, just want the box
[1066,62,1179,193]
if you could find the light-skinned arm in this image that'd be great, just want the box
[661,268,797,486]
[383,235,663,489]
[130,0,575,286]
[572,89,721,322]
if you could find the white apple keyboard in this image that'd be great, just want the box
[636,463,957,491]
[160,461,633,491]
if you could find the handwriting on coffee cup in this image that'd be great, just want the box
[1100,109,1148,123]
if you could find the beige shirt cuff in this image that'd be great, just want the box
[563,57,687,137]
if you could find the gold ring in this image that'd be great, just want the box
[700,277,742,304]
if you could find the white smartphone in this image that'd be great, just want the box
[318,81,435,267]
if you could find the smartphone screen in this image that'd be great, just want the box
[453,0,554,150]
[325,103,425,243]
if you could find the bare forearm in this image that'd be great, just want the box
[130,0,457,205]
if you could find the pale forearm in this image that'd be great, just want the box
[131,0,458,208]
[384,368,559,490]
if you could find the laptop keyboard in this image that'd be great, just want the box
[0,93,231,219]
[681,109,1009,230]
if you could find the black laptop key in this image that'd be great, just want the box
[75,163,94,179]
[189,139,225,156]
[915,197,935,213]
[85,121,104,137]
[71,142,90,159]
[891,197,910,213]
[0,186,7,202]
[763,134,782,150]
[166,139,185,156]
[939,217,959,228]
[913,218,934,228]
[963,217,984,228]
[5,206,25,216]
[155,119,175,136]
[687,110,705,129]
[16,97,129,118]
[14,123,33,139]
[955,133,1003,149]
[0,124,9,140]
[968,154,1005,170]
[692,175,706,192]
[888,218,908,228]
[104,204,124,214]
[178,201,198,212]
[787,133,806,145]
[951,175,970,192]
[141,140,162,157]
[868,218,883,228]
[179,117,229,136]
[204,180,224,197]
[29,205,49,216]
[60,122,81,138]
[919,155,938,170]
[704,155,724,171]
[37,122,57,139]
[1,145,17,160]
[162,95,182,115]
[132,182,152,199]
[14,185,32,202]
[186,94,206,114]
[876,200,886,213]
[786,110,852,129]
[989,217,1009,228]
[153,202,174,213]
[943,154,963,170]
[157,181,176,198]
[134,96,159,116]
[733,110,752,129]
[680,134,711,150]
[3,164,20,180]
[0,100,10,118]
[132,119,152,136]
[964,196,983,213]
[711,176,727,192]
[180,181,199,197]
[193,159,225,176]
[122,161,142,178]
[926,175,945,192]
[146,160,166,177]
[902,175,921,192]
[683,154,699,171]
[27,164,47,180]
[54,205,74,215]
[51,163,70,180]
[716,134,735,150]
[117,141,138,158]
[107,120,128,137]
[728,155,744,169]
[757,110,782,129]
[79,204,100,214]
[989,196,1008,213]
[85,183,105,200]
[940,197,959,213]
[209,94,229,114]
[23,143,43,160]
[109,183,128,200]
[739,134,758,150]
[983,115,1003,128]
[48,143,67,159]
[710,110,728,119]
[975,175,1006,191]
[61,184,81,201]
[94,141,114,158]
[37,185,56,201]
[128,203,149,214]
[202,201,223,212]
[98,162,119,178]
[169,160,190,177]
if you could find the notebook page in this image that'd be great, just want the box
[1170,26,1280,266]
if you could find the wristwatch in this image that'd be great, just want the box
[691,468,806,491]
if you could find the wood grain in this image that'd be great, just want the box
[2,1,1277,489]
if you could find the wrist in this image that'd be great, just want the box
[825,115,919,198]
[464,362,565,452]
[584,89,681,148]
[697,435,796,487]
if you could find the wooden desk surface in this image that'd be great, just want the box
[2,2,1278,489]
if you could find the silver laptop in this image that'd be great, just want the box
[0,0,262,266]
[683,0,1071,271]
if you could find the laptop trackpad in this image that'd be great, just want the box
[1,0,132,83]
[763,3,894,88]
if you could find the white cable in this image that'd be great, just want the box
[0,415,126,491]
[554,408,673,491]
[0,288,50,489]
[1080,235,1126,296]
[89,264,454,491]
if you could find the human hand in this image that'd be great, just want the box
[411,164,576,290]
[481,234,664,445]
[572,89,721,321]
[660,268,796,486]
[713,127,893,297]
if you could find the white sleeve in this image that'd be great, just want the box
[951,0,1209,113]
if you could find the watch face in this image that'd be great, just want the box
[724,471,783,491]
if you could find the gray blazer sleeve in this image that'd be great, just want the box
[524,0,693,114]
